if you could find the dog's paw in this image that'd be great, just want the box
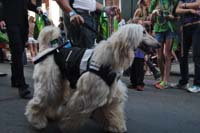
[105,126,127,133]
[31,119,47,130]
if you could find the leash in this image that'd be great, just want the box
[32,39,70,64]
[83,23,106,40]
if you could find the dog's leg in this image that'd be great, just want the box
[25,58,64,129]
[25,97,48,129]
[59,73,111,131]
[92,80,128,133]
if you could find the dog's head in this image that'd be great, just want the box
[38,26,60,52]
[108,24,160,52]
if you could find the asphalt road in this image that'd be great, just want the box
[0,63,200,133]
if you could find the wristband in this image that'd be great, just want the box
[69,10,77,17]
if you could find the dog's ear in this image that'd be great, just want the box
[38,26,60,51]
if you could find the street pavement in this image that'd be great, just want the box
[0,62,200,133]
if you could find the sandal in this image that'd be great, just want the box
[155,81,169,89]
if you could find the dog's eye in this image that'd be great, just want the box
[143,30,146,35]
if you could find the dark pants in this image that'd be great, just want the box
[130,58,145,86]
[6,24,28,86]
[64,12,97,49]
[179,23,200,86]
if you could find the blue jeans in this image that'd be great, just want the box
[65,12,97,49]
[155,31,174,44]
[179,23,200,86]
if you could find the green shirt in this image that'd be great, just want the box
[149,0,177,33]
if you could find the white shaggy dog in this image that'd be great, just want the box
[25,24,159,133]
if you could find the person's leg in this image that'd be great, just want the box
[7,25,31,99]
[7,26,24,86]
[130,58,138,88]
[136,58,145,91]
[191,24,200,90]
[163,32,173,83]
[154,33,164,83]
[178,26,192,85]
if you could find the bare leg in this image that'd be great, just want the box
[163,39,173,82]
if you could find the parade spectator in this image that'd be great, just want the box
[56,0,119,48]
[129,48,145,91]
[149,0,177,89]
[27,16,38,59]
[115,8,126,29]
[174,0,200,93]
[0,0,42,99]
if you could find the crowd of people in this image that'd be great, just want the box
[0,0,200,100]
[128,0,200,93]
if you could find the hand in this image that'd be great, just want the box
[0,21,6,30]
[152,9,160,16]
[165,14,174,20]
[70,14,84,25]
[189,9,198,14]
[105,6,120,16]
[36,7,43,14]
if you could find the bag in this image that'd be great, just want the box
[33,14,45,39]
[0,31,9,44]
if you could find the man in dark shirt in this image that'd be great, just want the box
[175,0,200,93]
[0,0,41,99]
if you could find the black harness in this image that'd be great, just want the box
[54,47,118,89]
[33,38,118,89]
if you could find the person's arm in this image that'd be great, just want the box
[179,0,200,9]
[176,1,198,15]
[148,0,157,13]
[27,0,38,13]
[56,0,74,14]
[96,1,104,12]
[96,1,120,16]
[56,0,84,25]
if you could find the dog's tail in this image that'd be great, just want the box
[38,26,60,52]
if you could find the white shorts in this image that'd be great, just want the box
[28,37,38,44]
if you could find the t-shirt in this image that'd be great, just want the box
[149,0,178,32]
[179,0,200,25]
[73,0,96,12]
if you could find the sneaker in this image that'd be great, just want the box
[155,81,169,89]
[135,85,144,91]
[154,80,162,86]
[187,85,200,93]
[170,83,189,90]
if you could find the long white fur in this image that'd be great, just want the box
[25,24,158,133]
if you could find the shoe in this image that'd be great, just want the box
[18,87,32,99]
[135,85,144,91]
[170,83,189,90]
[155,81,169,89]
[154,80,162,87]
[187,85,200,93]
[0,72,7,77]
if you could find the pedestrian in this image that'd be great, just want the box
[27,16,38,59]
[0,0,42,99]
[174,0,200,93]
[56,0,119,49]
[129,48,145,91]
[149,0,178,89]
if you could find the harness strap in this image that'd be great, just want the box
[88,63,117,87]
